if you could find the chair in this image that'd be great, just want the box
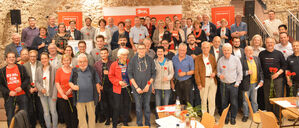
[244,93,261,128]
[281,109,299,127]
[259,110,279,128]
[9,110,30,128]
[9,117,15,128]
[214,104,230,128]
[121,126,149,128]
[201,112,215,128]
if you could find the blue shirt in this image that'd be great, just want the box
[15,43,23,56]
[47,25,58,40]
[172,54,194,81]
[129,25,149,44]
[202,22,211,41]
[231,22,247,41]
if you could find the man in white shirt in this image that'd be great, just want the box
[129,16,149,51]
[210,36,224,62]
[263,10,282,41]
[274,32,293,60]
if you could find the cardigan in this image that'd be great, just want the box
[35,65,57,99]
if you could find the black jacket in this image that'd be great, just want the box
[240,56,264,91]
[0,64,30,101]
[68,29,82,40]
[200,22,217,42]
[216,27,232,43]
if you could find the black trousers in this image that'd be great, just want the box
[28,93,46,128]
[102,87,114,120]
[175,78,193,105]
[113,88,132,125]
[57,98,78,128]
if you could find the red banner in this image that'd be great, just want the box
[58,12,83,30]
[211,6,235,29]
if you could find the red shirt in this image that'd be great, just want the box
[6,65,25,96]
[55,68,72,98]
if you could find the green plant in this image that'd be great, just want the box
[186,102,202,118]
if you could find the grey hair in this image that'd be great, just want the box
[11,33,20,38]
[201,41,210,47]
[117,48,129,58]
[222,43,232,49]
[179,43,187,49]
[77,53,87,60]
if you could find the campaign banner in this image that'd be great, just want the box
[103,5,182,26]
[58,12,83,30]
[211,6,235,28]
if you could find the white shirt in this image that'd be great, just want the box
[220,28,226,45]
[264,19,282,40]
[186,26,193,36]
[234,48,242,59]
[42,67,50,96]
[30,62,37,82]
[213,47,220,61]
[274,42,293,60]
[203,54,212,76]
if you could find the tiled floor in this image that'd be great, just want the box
[0,111,296,128]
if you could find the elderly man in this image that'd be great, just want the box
[259,37,286,117]
[5,33,26,61]
[129,16,150,51]
[128,43,156,126]
[76,41,95,66]
[263,10,282,41]
[69,53,101,128]
[217,43,243,125]
[21,17,39,49]
[0,52,30,127]
[106,17,118,34]
[240,46,264,122]
[231,14,248,48]
[274,32,293,60]
[210,36,224,62]
[23,50,46,128]
[81,17,96,40]
[201,14,217,42]
[18,49,29,65]
[48,43,62,68]
[172,43,195,105]
[194,41,217,116]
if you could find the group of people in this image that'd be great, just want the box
[1,9,299,128]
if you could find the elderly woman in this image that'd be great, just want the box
[31,27,52,59]
[216,18,231,45]
[154,46,174,106]
[192,20,207,47]
[52,23,73,54]
[35,52,58,128]
[64,45,77,67]
[94,19,112,50]
[55,54,78,128]
[108,48,132,128]
[250,34,265,57]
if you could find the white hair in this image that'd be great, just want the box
[201,41,210,47]
[48,43,57,48]
[77,53,87,60]
[117,48,129,58]
[223,43,232,49]
[179,43,187,49]
[11,33,20,38]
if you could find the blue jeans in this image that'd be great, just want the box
[132,90,151,126]
[220,82,238,119]
[5,94,28,127]
[243,83,258,117]
[155,89,171,106]
[39,96,58,128]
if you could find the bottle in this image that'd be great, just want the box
[175,97,181,117]
[176,123,180,128]
[185,113,190,128]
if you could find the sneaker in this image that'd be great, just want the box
[242,116,248,122]
[105,120,110,125]
[225,118,229,124]
[123,122,129,126]
[230,118,236,125]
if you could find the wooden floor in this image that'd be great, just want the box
[0,110,296,128]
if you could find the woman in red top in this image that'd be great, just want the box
[108,48,131,128]
[55,54,78,128]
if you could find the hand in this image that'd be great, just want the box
[41,89,47,94]
[219,74,225,80]
[29,88,35,94]
[136,88,143,94]
[191,54,197,59]
[139,39,144,43]
[271,73,279,80]
[234,85,239,87]
[99,92,101,101]
[178,72,186,77]
[196,40,201,43]
[211,73,216,78]
[287,81,293,87]
[206,32,210,36]
[132,46,137,52]
[73,85,79,91]
[197,85,202,90]
[152,87,155,94]
[39,43,45,48]
[119,81,127,87]
[143,85,150,92]
[221,35,226,39]
[248,70,253,75]
[62,95,68,100]
[15,87,22,93]
[99,85,103,90]
[9,91,17,96]
[258,82,264,87]
[65,89,72,96]
[170,41,174,44]
[163,77,168,82]
[103,70,109,75]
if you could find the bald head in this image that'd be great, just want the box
[212,36,221,48]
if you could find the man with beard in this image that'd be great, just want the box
[232,37,245,60]
[186,33,202,59]
[18,49,30,65]
[81,17,96,40]
[111,35,134,61]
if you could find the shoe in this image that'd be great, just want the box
[113,123,117,128]
[105,119,110,125]
[123,122,129,126]
[230,118,236,125]
[225,118,229,124]
[242,116,248,122]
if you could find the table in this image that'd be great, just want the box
[269,97,299,127]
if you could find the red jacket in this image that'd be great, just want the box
[108,60,130,94]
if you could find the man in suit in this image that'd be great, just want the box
[68,20,82,40]
[23,50,46,128]
[5,33,26,62]
[210,36,224,62]
[201,14,217,42]
[240,46,264,122]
